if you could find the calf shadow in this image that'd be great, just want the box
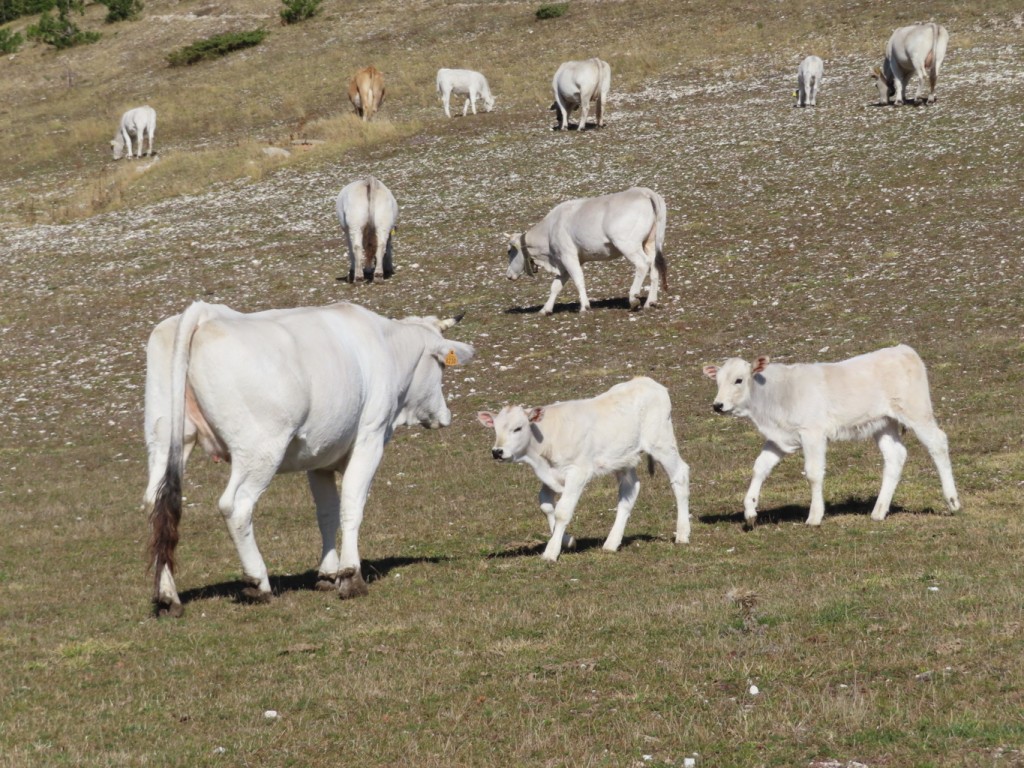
[699,496,920,526]
[505,296,632,315]
[176,554,449,606]
[486,533,659,559]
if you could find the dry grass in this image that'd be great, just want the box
[2,1,1024,766]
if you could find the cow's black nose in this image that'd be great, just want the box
[491,448,503,460]
[713,402,724,413]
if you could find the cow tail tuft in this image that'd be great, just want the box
[363,178,378,275]
[148,444,183,578]
[650,189,668,291]
[646,454,656,476]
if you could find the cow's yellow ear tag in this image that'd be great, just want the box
[445,349,459,366]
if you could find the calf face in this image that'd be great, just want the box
[702,356,769,417]
[478,406,544,461]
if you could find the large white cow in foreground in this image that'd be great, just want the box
[145,300,474,616]
[871,23,948,105]
[111,106,156,160]
[505,186,667,315]
[796,55,823,107]
[702,345,960,528]
[336,176,398,283]
[552,58,611,130]
[478,377,691,562]
[436,68,495,117]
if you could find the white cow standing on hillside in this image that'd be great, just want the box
[144,300,474,616]
[505,186,667,315]
[335,176,398,283]
[111,106,156,160]
[796,55,823,107]
[478,377,691,562]
[436,68,495,117]
[871,23,949,105]
[702,345,961,529]
[552,58,611,130]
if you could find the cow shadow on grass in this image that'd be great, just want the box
[176,555,449,606]
[487,533,659,559]
[550,121,604,131]
[505,296,633,315]
[698,496,930,526]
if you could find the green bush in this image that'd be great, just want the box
[279,0,320,25]
[26,0,99,49]
[0,26,23,52]
[0,0,54,26]
[99,0,142,23]
[535,2,568,19]
[167,28,267,67]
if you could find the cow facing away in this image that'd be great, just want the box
[796,55,823,107]
[348,66,386,120]
[506,186,667,315]
[478,377,691,562]
[552,58,611,130]
[335,176,398,282]
[145,300,474,617]
[702,345,960,529]
[436,68,495,117]
[871,23,948,105]
[111,106,156,160]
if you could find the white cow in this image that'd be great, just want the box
[111,106,156,160]
[478,377,691,562]
[871,23,948,105]
[796,55,823,107]
[335,176,398,283]
[436,68,495,117]
[145,300,474,616]
[505,186,667,315]
[552,58,611,131]
[702,345,960,528]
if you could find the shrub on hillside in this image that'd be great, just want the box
[0,0,54,25]
[280,0,320,25]
[99,0,142,23]
[0,26,24,52]
[166,29,267,67]
[26,0,99,49]
[535,2,568,19]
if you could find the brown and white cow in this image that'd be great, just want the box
[348,66,386,121]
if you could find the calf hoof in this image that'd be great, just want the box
[154,599,184,619]
[629,297,641,310]
[336,567,369,600]
[240,586,273,604]
[674,534,690,545]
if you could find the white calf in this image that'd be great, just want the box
[436,68,495,117]
[111,106,156,160]
[796,55,823,107]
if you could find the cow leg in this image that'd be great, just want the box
[649,444,691,544]
[603,468,640,552]
[442,90,451,118]
[463,97,471,117]
[542,470,588,562]
[892,74,906,106]
[621,247,650,309]
[562,259,591,313]
[802,434,828,526]
[906,418,961,512]
[540,484,574,551]
[577,94,590,131]
[154,562,183,618]
[541,271,567,315]
[595,95,604,128]
[336,440,385,598]
[744,441,785,528]
[871,423,907,521]
[308,469,342,587]
[218,461,279,601]
[382,232,395,279]
[343,230,357,283]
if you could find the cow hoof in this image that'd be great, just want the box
[240,586,273,604]
[383,269,394,280]
[346,270,355,283]
[363,269,375,283]
[315,577,338,592]
[336,568,369,600]
[154,600,184,619]
[562,534,576,551]
[742,518,757,531]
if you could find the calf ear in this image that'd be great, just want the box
[702,364,718,380]
[752,356,770,374]
[477,412,495,428]
[528,407,545,423]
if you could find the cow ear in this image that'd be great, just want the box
[434,340,475,367]
[752,356,770,374]
[477,411,495,429]
[702,364,718,380]
[528,407,545,423]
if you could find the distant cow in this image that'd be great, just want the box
[702,345,961,528]
[871,23,948,105]
[348,66,386,120]
[552,58,611,130]
[505,186,667,315]
[796,55,823,107]
[436,68,495,117]
[111,106,156,160]
[478,377,691,562]
[335,176,398,282]
[145,300,474,616]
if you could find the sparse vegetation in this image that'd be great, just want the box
[0,26,23,52]
[25,0,99,49]
[535,2,568,20]
[0,0,53,24]
[166,28,267,67]
[99,0,142,23]
[279,0,321,25]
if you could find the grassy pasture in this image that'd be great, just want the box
[2,0,1024,766]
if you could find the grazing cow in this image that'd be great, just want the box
[871,23,948,105]
[505,186,667,315]
[335,176,398,283]
[436,68,495,117]
[348,66,386,121]
[552,58,611,131]
[145,300,474,616]
[702,345,961,529]
[478,377,691,562]
[111,106,156,160]
[796,55,823,107]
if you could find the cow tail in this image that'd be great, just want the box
[363,177,378,275]
[148,301,205,585]
[646,454,656,477]
[650,190,668,291]
[927,23,940,91]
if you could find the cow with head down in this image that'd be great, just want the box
[552,58,611,131]
[348,66,386,120]
[871,23,948,105]
[703,344,960,529]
